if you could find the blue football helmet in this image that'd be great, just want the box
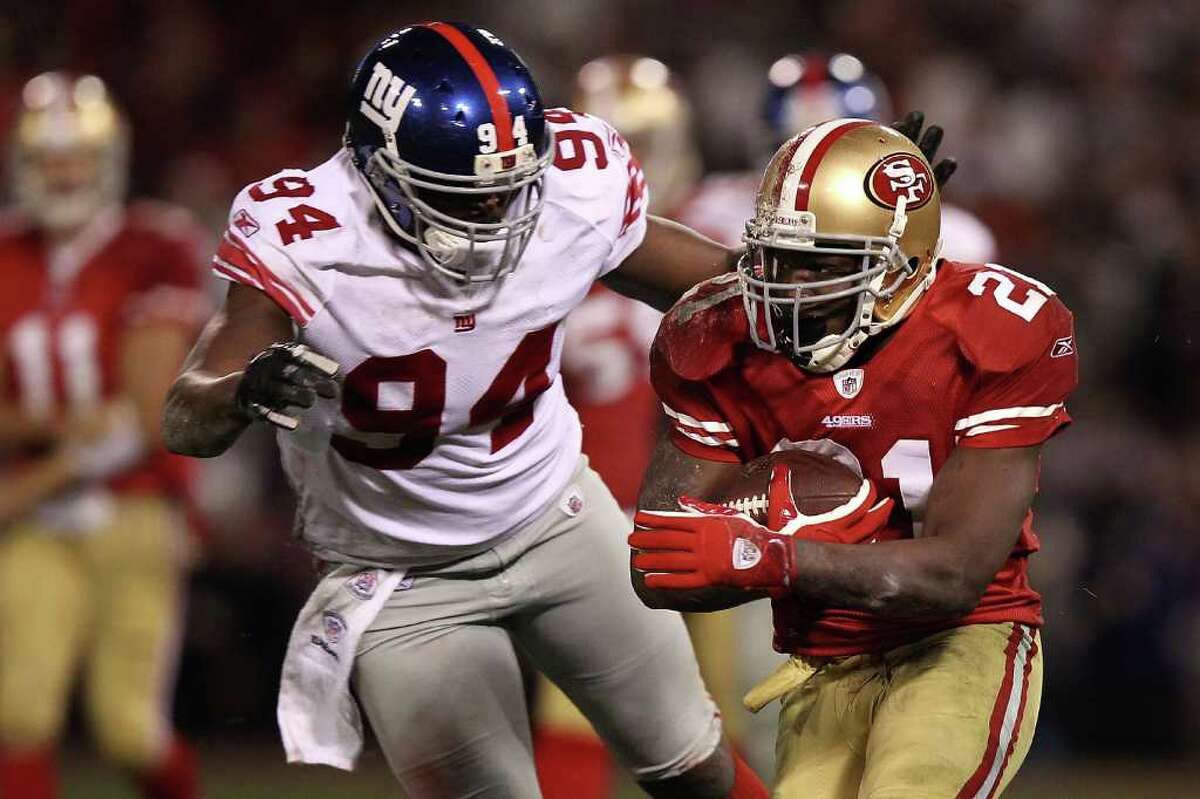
[345,22,553,284]
[763,52,891,149]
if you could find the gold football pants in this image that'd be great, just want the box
[748,622,1041,799]
[0,496,188,768]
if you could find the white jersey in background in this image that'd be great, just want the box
[212,110,648,566]
[677,170,997,262]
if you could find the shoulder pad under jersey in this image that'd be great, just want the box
[928,260,1075,374]
[652,273,746,381]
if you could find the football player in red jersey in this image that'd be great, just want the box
[630,119,1078,798]
[0,73,206,799]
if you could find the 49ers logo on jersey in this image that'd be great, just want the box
[864,153,934,211]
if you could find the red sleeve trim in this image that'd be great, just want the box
[215,231,315,324]
[620,155,647,237]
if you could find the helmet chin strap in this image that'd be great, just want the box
[796,291,877,373]
[422,228,509,277]
[794,199,911,374]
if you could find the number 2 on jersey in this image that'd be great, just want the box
[967,268,1050,322]
[331,325,557,470]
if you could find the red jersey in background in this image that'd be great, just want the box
[0,203,208,499]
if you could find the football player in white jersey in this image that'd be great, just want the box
[164,23,770,799]
[677,52,996,263]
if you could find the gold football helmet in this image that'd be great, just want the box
[574,55,699,215]
[9,72,129,232]
[741,119,942,372]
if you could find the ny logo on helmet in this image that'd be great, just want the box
[361,62,417,137]
[865,153,934,211]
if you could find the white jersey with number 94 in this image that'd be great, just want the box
[212,109,648,566]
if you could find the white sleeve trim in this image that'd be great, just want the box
[954,403,1063,432]
[675,426,740,449]
[962,423,1021,438]
[662,403,733,433]
[212,256,264,290]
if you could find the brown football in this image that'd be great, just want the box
[712,448,862,525]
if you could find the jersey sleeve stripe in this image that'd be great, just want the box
[222,232,314,315]
[212,256,265,290]
[961,423,1021,439]
[954,403,1064,432]
[661,403,733,433]
[217,237,310,323]
[221,232,316,323]
[424,23,514,150]
[674,425,740,449]
[620,157,648,237]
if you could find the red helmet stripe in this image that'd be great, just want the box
[793,119,872,211]
[425,23,515,151]
[765,130,811,208]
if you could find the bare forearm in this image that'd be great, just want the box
[632,434,764,612]
[162,371,248,457]
[605,216,741,311]
[789,536,981,618]
[790,446,1042,617]
[163,284,296,458]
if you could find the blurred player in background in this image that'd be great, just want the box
[0,74,206,798]
[632,120,1077,797]
[677,52,997,264]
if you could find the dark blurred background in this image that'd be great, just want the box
[3,0,1199,795]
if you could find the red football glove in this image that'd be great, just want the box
[630,473,893,592]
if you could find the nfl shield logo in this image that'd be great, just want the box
[833,369,865,399]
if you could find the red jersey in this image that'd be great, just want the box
[0,203,209,498]
[561,284,662,509]
[651,261,1078,656]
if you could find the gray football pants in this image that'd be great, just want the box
[351,458,722,798]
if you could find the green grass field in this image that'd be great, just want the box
[58,740,1200,799]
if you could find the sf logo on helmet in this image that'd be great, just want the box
[865,153,934,210]
[361,62,417,137]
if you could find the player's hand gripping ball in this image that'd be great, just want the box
[631,449,893,592]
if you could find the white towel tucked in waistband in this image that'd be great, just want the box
[276,564,405,770]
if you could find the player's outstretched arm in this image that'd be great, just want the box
[602,216,740,311]
[163,284,296,457]
[631,433,768,612]
[789,445,1040,617]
